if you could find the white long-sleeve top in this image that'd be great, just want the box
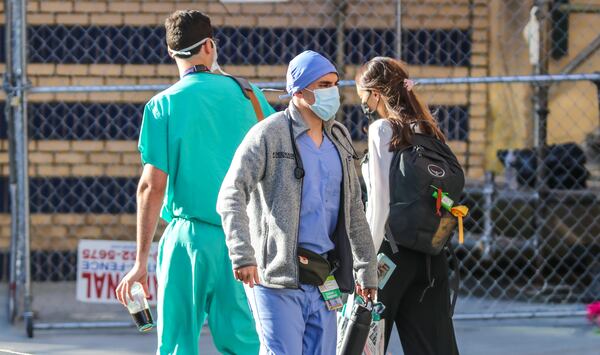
[361,119,394,252]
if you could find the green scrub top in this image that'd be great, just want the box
[138,73,275,226]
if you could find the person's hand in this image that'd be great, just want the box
[355,284,377,302]
[234,266,260,288]
[115,263,149,306]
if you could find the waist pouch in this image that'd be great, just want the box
[297,247,331,286]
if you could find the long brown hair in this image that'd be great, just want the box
[356,57,445,151]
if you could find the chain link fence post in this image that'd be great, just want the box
[4,0,32,337]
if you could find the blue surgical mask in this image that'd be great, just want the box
[306,86,341,121]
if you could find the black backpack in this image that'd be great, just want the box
[385,133,465,255]
[384,133,465,314]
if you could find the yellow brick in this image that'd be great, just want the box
[224,16,257,27]
[241,3,274,14]
[32,214,52,225]
[470,68,488,77]
[224,66,257,78]
[90,13,123,26]
[55,152,87,164]
[86,214,120,225]
[141,2,175,13]
[471,55,488,66]
[28,13,56,25]
[0,214,10,225]
[70,76,104,86]
[89,153,121,164]
[56,13,90,25]
[207,2,241,13]
[88,64,122,76]
[105,141,138,153]
[40,1,73,13]
[71,226,103,238]
[74,2,107,13]
[257,65,287,79]
[467,167,485,180]
[108,2,140,13]
[258,16,290,27]
[27,1,40,12]
[37,141,71,152]
[36,164,70,176]
[33,225,69,238]
[473,31,488,42]
[106,165,141,177]
[55,64,88,76]
[37,76,69,86]
[28,64,56,76]
[470,118,487,130]
[101,226,132,239]
[156,65,179,77]
[120,214,137,226]
[470,104,487,116]
[273,3,306,14]
[471,42,488,54]
[53,214,86,225]
[122,153,141,165]
[124,14,158,26]
[289,16,328,27]
[29,152,53,164]
[138,78,169,85]
[123,65,156,77]
[469,130,486,143]
[71,164,104,176]
[473,5,488,16]
[72,141,105,152]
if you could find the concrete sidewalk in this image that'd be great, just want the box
[1,317,599,355]
[1,282,599,354]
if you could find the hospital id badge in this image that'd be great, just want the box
[318,275,343,311]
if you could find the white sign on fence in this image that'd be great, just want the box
[76,239,159,304]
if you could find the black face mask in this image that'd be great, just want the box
[361,91,380,124]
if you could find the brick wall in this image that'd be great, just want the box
[0,0,491,265]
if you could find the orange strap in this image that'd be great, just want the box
[245,88,264,122]
[450,205,469,244]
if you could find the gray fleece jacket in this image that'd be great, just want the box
[217,102,377,291]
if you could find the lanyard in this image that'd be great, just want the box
[182,64,210,78]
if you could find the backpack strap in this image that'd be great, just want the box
[447,244,460,317]
[385,222,400,254]
[224,75,265,122]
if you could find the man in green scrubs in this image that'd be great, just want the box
[115,10,273,355]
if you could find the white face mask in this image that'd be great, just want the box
[305,86,341,121]
[169,38,223,73]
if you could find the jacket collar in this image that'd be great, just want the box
[286,101,336,139]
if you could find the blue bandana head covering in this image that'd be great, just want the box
[286,50,338,95]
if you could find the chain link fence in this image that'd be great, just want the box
[2,0,599,335]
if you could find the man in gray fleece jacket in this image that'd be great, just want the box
[217,50,377,354]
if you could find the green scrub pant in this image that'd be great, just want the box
[156,218,260,355]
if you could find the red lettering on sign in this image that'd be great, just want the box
[93,273,106,298]
[82,272,92,298]
[106,273,120,300]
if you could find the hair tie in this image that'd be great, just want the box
[404,79,416,91]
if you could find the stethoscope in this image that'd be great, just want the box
[287,115,362,180]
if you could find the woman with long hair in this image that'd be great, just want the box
[356,57,459,354]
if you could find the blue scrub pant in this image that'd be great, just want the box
[244,284,337,355]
